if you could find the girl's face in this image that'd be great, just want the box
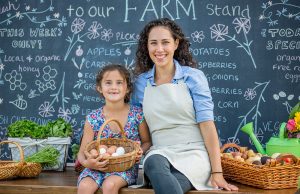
[97,70,128,104]
[147,26,179,69]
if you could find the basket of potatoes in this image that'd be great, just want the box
[85,119,140,173]
[220,143,300,189]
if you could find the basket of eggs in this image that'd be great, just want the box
[85,119,140,173]
[220,143,300,189]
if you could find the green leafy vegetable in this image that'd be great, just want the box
[25,146,60,167]
[8,120,48,138]
[7,118,72,138]
[46,118,72,138]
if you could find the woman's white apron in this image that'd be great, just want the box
[143,80,213,190]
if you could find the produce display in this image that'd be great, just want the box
[220,144,300,189]
[221,146,298,166]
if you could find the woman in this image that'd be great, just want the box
[132,18,238,194]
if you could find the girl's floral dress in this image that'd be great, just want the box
[78,105,144,187]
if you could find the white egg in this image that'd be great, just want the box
[111,152,119,157]
[99,148,106,154]
[116,147,125,156]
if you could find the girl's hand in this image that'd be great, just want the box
[210,173,238,191]
[83,151,109,171]
[135,146,143,164]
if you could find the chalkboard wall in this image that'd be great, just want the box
[0,0,299,160]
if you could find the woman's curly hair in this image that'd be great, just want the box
[134,18,196,75]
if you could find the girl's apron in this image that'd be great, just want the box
[143,80,213,190]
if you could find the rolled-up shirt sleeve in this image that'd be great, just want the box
[131,74,147,107]
[184,68,214,123]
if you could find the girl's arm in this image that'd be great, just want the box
[78,119,109,171]
[199,120,238,191]
[136,121,152,162]
[139,121,152,153]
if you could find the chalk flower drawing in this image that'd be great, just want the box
[0,0,67,27]
[259,0,300,26]
[88,22,102,39]
[233,18,251,34]
[244,88,257,100]
[228,81,270,144]
[39,101,55,117]
[71,18,86,34]
[58,107,72,122]
[101,29,113,42]
[64,18,104,61]
[210,17,257,69]
[191,31,205,43]
[38,73,71,120]
[210,24,228,41]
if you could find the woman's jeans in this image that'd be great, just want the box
[144,154,193,194]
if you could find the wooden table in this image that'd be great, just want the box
[0,167,297,194]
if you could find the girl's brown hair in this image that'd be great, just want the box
[96,64,133,103]
[135,18,196,75]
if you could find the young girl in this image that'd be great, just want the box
[77,64,151,194]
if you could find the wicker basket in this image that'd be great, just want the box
[0,140,42,180]
[85,119,139,173]
[220,143,300,189]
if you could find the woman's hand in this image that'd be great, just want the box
[210,173,238,191]
[82,150,109,171]
[135,146,143,164]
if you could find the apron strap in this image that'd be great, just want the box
[146,80,152,87]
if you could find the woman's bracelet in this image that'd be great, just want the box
[211,171,223,174]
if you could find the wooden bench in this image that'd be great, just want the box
[0,167,297,194]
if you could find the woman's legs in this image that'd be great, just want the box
[171,166,193,193]
[144,154,192,194]
[77,177,98,194]
[102,175,127,194]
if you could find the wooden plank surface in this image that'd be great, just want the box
[0,167,297,194]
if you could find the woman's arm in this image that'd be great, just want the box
[199,120,238,191]
[78,120,108,171]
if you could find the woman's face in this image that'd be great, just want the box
[147,26,179,69]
